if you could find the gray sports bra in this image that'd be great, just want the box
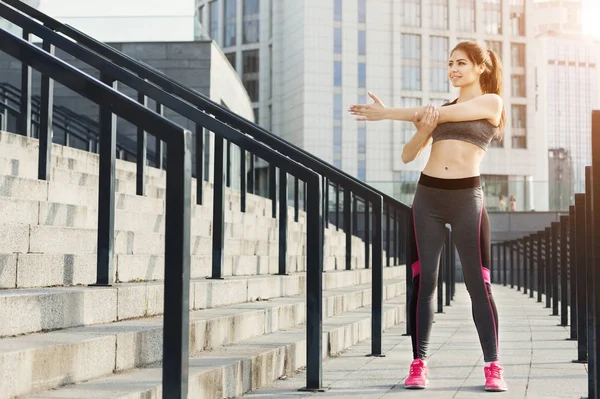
[430,99,499,151]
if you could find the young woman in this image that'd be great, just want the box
[348,41,508,392]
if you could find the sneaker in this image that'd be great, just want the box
[484,362,508,392]
[404,358,428,389]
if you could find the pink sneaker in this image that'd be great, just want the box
[484,362,508,392]
[404,358,428,389]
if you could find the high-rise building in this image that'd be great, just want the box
[534,31,600,210]
[13,0,548,210]
[196,0,546,210]
[532,0,600,210]
[533,0,583,35]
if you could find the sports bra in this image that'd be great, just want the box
[430,99,499,151]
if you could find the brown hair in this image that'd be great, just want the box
[451,41,506,140]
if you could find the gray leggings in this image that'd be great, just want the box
[408,174,499,362]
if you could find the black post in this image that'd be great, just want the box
[394,209,400,266]
[529,234,534,298]
[20,29,32,137]
[278,171,288,275]
[364,200,370,269]
[451,236,456,299]
[270,164,277,218]
[545,227,552,309]
[211,135,225,279]
[537,231,543,303]
[249,155,255,194]
[335,184,340,231]
[162,130,192,399]
[240,148,246,212]
[560,215,569,326]
[586,166,597,398]
[137,91,148,197]
[445,227,452,306]
[574,193,587,363]
[302,176,324,392]
[38,40,54,181]
[510,240,515,289]
[591,111,600,393]
[570,205,578,339]
[517,239,521,291]
[523,236,529,296]
[94,74,117,286]
[324,178,329,229]
[226,141,231,187]
[552,222,560,316]
[503,241,507,286]
[155,102,164,169]
[195,126,204,205]
[370,197,384,357]
[294,177,299,223]
[352,195,358,235]
[344,187,352,270]
[386,203,391,267]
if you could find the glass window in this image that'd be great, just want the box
[334,0,342,22]
[511,104,527,148]
[358,30,366,55]
[402,0,421,27]
[510,0,525,36]
[402,34,421,90]
[334,28,342,54]
[357,159,366,181]
[456,0,475,32]
[334,61,342,86]
[209,0,220,44]
[242,50,260,102]
[224,0,236,47]
[358,127,366,153]
[226,52,236,70]
[358,63,366,88]
[511,43,525,68]
[358,0,366,23]
[198,5,204,27]
[430,36,449,92]
[511,74,526,97]
[334,93,343,120]
[486,40,503,59]
[430,0,448,29]
[243,0,260,44]
[483,0,502,35]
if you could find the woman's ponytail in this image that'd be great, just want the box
[482,49,506,139]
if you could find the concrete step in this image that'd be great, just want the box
[0,281,405,398]
[23,297,406,399]
[0,266,405,337]
[0,131,165,179]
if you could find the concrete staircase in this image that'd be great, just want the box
[0,130,407,398]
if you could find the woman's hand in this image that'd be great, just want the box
[348,92,387,121]
[413,104,439,136]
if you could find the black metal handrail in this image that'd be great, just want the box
[491,144,600,399]
[1,82,140,159]
[0,25,194,399]
[0,0,421,387]
[0,0,416,359]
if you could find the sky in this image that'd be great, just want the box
[581,0,600,38]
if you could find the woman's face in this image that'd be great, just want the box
[447,50,483,88]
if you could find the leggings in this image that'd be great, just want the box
[408,173,499,362]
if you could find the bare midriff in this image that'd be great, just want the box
[421,139,486,179]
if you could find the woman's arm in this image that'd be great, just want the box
[349,92,502,124]
[401,104,438,164]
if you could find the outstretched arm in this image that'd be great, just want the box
[349,92,502,124]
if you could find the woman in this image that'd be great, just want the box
[348,41,507,392]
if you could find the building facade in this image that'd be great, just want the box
[196,0,546,210]
[534,32,600,210]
